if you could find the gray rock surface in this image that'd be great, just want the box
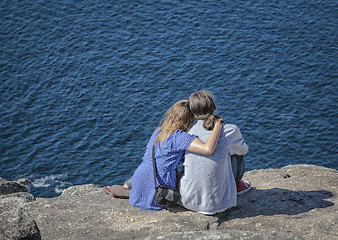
[2,164,337,240]
[144,230,307,240]
[0,177,31,195]
[0,186,41,240]
[216,164,337,240]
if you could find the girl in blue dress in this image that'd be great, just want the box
[128,99,223,211]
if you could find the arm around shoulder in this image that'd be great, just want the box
[188,119,223,155]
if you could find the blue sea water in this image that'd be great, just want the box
[1,0,337,198]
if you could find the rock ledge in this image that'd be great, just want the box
[1,164,337,240]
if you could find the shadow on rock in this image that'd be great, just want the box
[215,187,334,222]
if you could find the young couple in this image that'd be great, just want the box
[103,90,250,215]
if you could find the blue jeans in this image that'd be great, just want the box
[231,155,245,183]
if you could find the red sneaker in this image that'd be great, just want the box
[237,180,251,195]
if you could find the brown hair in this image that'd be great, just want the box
[189,90,223,130]
[154,100,195,145]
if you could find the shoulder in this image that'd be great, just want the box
[173,129,191,137]
[174,129,185,134]
[171,129,198,147]
[222,124,242,137]
[163,129,192,144]
[223,124,239,131]
[188,121,206,134]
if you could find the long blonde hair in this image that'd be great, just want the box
[154,100,195,145]
[189,90,223,130]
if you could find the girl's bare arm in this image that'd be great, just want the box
[187,119,223,155]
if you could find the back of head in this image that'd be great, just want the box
[155,100,195,145]
[189,90,222,130]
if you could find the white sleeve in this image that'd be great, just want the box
[223,124,249,155]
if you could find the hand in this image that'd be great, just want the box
[215,118,224,126]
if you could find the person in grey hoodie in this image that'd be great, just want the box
[178,90,250,215]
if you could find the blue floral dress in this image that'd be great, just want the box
[129,128,197,210]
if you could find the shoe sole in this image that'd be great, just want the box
[110,185,130,199]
